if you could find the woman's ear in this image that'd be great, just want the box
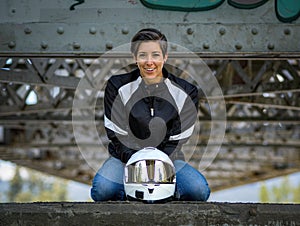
[164,54,168,63]
[133,54,137,64]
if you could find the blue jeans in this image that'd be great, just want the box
[90,156,210,201]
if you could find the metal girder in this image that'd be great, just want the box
[0,0,300,57]
[1,0,300,193]
[0,58,299,117]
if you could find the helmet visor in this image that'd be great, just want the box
[125,160,175,184]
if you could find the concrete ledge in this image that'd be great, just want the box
[0,202,299,226]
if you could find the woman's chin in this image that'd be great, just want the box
[143,76,161,84]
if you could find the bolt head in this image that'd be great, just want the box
[73,42,81,49]
[106,43,113,50]
[219,27,226,35]
[284,28,291,35]
[187,28,194,35]
[57,27,64,34]
[122,28,129,35]
[8,41,16,49]
[268,43,274,50]
[235,43,242,50]
[41,41,48,49]
[89,27,97,34]
[203,43,210,50]
[24,27,32,34]
[251,28,258,35]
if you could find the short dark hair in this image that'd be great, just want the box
[131,28,168,57]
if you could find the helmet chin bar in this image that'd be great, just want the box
[124,147,176,202]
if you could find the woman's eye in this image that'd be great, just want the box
[138,54,146,58]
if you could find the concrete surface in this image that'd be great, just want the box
[0,201,299,226]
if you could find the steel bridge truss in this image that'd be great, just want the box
[0,57,299,190]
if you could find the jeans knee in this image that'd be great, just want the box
[90,174,124,201]
[192,179,211,201]
[199,183,211,201]
[91,180,111,201]
[175,183,209,201]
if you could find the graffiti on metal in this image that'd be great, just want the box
[70,0,85,11]
[140,0,300,23]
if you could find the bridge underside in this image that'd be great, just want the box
[0,57,299,191]
[0,0,299,193]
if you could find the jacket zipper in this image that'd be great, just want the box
[150,97,154,117]
[150,108,154,117]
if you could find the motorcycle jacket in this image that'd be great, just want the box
[104,67,198,163]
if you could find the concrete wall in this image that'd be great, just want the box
[0,202,299,225]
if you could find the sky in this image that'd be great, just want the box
[0,160,299,203]
[0,160,91,202]
[209,172,300,203]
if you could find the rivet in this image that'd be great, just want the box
[251,28,258,35]
[170,44,177,50]
[203,43,210,50]
[8,41,16,49]
[122,28,129,35]
[235,43,242,50]
[284,28,291,35]
[267,43,274,50]
[24,27,32,34]
[41,41,48,49]
[106,42,113,50]
[73,42,81,49]
[57,27,64,35]
[219,27,226,35]
[89,27,97,35]
[187,28,194,35]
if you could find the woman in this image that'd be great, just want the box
[91,28,210,201]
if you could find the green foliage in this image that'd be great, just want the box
[259,176,300,203]
[259,182,269,203]
[7,166,68,202]
[7,166,23,201]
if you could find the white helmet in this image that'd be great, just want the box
[124,147,176,201]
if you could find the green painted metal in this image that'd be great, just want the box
[228,0,268,9]
[275,0,300,22]
[140,0,225,11]
[140,0,300,23]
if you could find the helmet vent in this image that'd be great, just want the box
[135,190,144,199]
[148,188,154,194]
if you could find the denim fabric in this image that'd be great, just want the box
[90,157,125,201]
[90,157,210,201]
[173,160,210,201]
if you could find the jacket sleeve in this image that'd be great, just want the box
[104,78,137,163]
[161,84,198,159]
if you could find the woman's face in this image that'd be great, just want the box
[134,41,168,85]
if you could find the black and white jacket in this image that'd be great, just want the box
[104,67,198,163]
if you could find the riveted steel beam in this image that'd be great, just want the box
[0,0,299,58]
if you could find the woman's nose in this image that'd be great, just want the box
[145,56,154,63]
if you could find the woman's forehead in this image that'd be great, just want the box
[137,41,162,52]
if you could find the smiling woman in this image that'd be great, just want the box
[90,28,211,202]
